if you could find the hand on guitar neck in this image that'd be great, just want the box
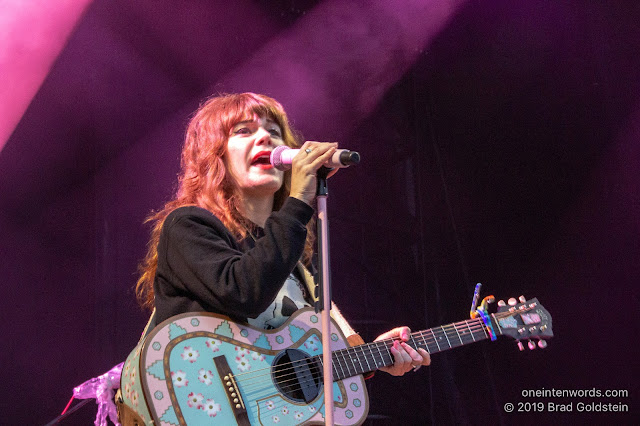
[121,296,552,426]
[374,327,431,376]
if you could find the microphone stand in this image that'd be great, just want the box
[315,166,334,425]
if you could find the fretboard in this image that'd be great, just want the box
[315,317,491,381]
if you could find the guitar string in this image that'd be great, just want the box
[232,307,521,385]
[184,308,536,401]
[227,307,536,394]
[225,232,540,407]
[235,317,480,420]
[223,321,491,414]
[229,318,492,394]
[237,324,487,395]
[232,318,485,382]
[219,308,540,416]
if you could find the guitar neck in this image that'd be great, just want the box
[321,316,493,381]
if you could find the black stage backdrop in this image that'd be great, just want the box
[1,1,638,424]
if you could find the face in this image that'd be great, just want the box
[225,114,285,198]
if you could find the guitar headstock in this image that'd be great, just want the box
[493,296,553,350]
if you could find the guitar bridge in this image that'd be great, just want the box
[213,356,250,426]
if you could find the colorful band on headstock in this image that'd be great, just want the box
[469,283,482,318]
[470,283,497,341]
[474,308,497,341]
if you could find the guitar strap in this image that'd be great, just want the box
[295,262,358,342]
[115,308,157,426]
[296,261,374,379]
[138,308,157,343]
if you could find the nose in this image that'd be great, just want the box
[255,127,272,146]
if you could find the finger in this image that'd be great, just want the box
[298,142,336,162]
[292,141,320,162]
[386,343,405,376]
[418,348,431,366]
[309,146,337,171]
[400,342,423,364]
[380,343,412,376]
[394,343,414,373]
[399,327,411,342]
[375,326,410,342]
[293,141,318,162]
[393,341,413,365]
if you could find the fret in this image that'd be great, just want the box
[317,355,340,380]
[417,332,427,350]
[456,321,474,345]
[409,334,420,351]
[420,331,436,354]
[332,351,347,380]
[451,323,464,347]
[348,348,361,375]
[374,341,388,368]
[383,341,394,367]
[469,318,487,340]
[430,329,442,352]
[369,343,381,368]
[482,323,490,339]
[358,345,373,372]
[315,318,497,384]
[465,320,476,342]
[431,328,446,350]
[479,321,489,338]
[311,316,502,385]
[344,349,356,376]
[351,345,372,373]
[339,349,352,378]
[440,326,452,348]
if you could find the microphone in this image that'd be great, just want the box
[270,145,360,171]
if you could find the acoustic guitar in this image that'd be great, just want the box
[118,296,552,425]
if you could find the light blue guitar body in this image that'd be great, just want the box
[120,308,368,425]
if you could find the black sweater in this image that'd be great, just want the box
[153,197,314,325]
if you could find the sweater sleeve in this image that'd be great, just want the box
[155,197,313,319]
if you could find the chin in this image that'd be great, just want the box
[246,178,283,195]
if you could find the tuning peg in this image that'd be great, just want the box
[537,340,548,349]
[508,298,517,306]
[517,341,524,351]
[519,295,526,303]
[497,299,506,307]
[528,340,536,350]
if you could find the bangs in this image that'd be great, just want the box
[221,94,287,135]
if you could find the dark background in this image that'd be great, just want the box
[1,1,638,424]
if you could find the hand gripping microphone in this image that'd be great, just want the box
[270,145,360,171]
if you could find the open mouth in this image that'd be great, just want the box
[251,151,272,167]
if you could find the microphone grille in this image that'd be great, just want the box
[270,145,290,171]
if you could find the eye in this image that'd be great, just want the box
[233,127,251,135]
[269,128,282,138]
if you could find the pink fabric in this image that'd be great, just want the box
[73,362,124,426]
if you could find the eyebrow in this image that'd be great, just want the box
[232,118,280,128]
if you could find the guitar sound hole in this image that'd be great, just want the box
[272,349,322,403]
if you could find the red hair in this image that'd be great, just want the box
[136,93,313,310]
